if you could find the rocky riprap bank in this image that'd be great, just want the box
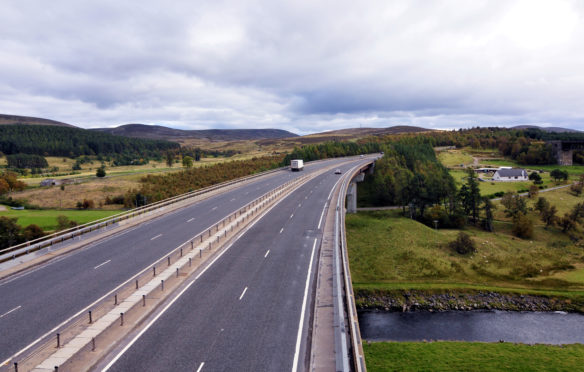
[356,289,584,313]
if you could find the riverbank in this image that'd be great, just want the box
[356,288,584,313]
[364,341,584,372]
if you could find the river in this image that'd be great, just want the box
[359,310,584,344]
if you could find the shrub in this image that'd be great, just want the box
[56,215,78,231]
[22,224,45,240]
[449,232,476,255]
[512,213,534,239]
[96,167,106,178]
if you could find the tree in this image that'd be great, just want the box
[550,169,568,182]
[528,184,539,199]
[166,151,174,167]
[570,174,584,196]
[22,224,45,240]
[501,192,527,218]
[459,169,481,223]
[96,166,106,178]
[535,197,550,215]
[57,215,77,231]
[0,216,22,248]
[512,213,534,239]
[559,214,577,233]
[541,204,558,228]
[182,156,194,168]
[481,197,496,232]
[529,172,543,185]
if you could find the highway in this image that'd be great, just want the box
[100,159,369,371]
[0,158,353,366]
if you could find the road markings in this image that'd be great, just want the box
[150,234,162,241]
[317,205,326,230]
[298,203,301,207]
[93,260,111,270]
[264,250,270,258]
[196,363,205,372]
[239,287,248,300]
[230,198,236,202]
[291,238,318,372]
[280,228,284,234]
[0,305,21,319]
[187,218,195,222]
[290,214,294,219]
[211,206,218,211]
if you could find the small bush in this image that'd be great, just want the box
[449,232,476,255]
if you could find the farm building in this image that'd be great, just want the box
[492,168,528,181]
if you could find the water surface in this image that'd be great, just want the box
[359,310,584,344]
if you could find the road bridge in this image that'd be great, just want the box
[0,156,376,372]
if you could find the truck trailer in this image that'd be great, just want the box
[290,159,304,171]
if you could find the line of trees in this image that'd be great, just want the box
[282,141,382,165]
[6,154,48,169]
[0,125,179,159]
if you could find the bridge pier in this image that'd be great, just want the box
[346,173,365,213]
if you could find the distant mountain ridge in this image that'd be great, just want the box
[511,125,581,133]
[0,114,75,127]
[92,123,298,141]
[311,125,433,137]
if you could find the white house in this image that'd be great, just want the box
[492,168,528,182]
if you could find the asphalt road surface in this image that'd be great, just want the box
[102,158,370,372]
[0,158,355,365]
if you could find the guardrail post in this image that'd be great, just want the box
[199,249,202,258]
[120,313,124,326]
[114,294,118,305]
[200,235,203,242]
[14,362,18,372]
[191,241,194,250]
[153,267,156,276]
[54,366,58,372]
[167,257,171,266]
[92,337,95,352]
[143,295,146,306]
[89,310,92,324]
[161,280,164,291]
[176,268,179,277]
[56,333,60,348]
[135,279,139,289]
[180,248,183,257]
[189,257,192,267]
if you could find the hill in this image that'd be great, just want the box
[0,114,75,127]
[511,125,581,133]
[313,125,433,137]
[0,125,179,163]
[92,124,298,141]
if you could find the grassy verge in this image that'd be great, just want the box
[364,341,584,372]
[346,210,584,296]
[0,208,120,231]
[437,150,474,167]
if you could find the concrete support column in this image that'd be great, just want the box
[347,182,357,213]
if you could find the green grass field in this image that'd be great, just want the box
[346,210,584,292]
[437,150,474,167]
[364,342,584,372]
[0,208,120,231]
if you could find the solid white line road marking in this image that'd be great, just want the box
[211,206,218,211]
[196,363,205,372]
[239,287,248,300]
[280,228,284,234]
[264,250,270,258]
[0,306,21,319]
[151,234,162,241]
[187,218,195,222]
[317,205,326,230]
[291,238,318,372]
[93,260,111,270]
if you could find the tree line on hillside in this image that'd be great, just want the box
[0,125,179,159]
[282,141,382,165]
[367,127,584,166]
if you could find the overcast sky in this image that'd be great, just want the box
[1,0,583,134]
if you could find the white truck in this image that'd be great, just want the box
[290,159,304,171]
